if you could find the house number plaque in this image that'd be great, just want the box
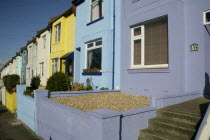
[190,43,199,52]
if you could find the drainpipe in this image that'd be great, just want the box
[112,0,116,90]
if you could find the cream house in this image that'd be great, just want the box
[26,38,37,86]
[36,27,51,86]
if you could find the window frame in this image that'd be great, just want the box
[203,9,210,25]
[89,0,104,22]
[55,23,61,42]
[52,58,58,73]
[40,62,44,76]
[85,39,102,70]
[130,19,169,69]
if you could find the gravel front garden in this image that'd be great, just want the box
[51,92,150,112]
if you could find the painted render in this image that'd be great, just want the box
[20,47,28,84]
[36,29,51,86]
[49,7,76,77]
[73,0,121,90]
[120,0,210,108]
[26,39,38,86]
[15,55,22,79]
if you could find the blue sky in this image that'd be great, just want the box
[0,0,72,69]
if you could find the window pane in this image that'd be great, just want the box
[134,27,141,36]
[87,43,94,48]
[145,18,168,65]
[87,48,102,69]
[206,12,210,22]
[91,0,103,21]
[134,39,141,65]
[96,40,102,46]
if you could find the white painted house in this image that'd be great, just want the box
[26,38,38,86]
[36,27,51,86]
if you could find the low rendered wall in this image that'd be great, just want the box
[1,87,6,105]
[6,91,17,113]
[17,85,36,132]
[35,90,156,140]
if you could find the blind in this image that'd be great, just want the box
[144,18,168,65]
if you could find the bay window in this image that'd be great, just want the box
[90,0,103,22]
[86,39,102,70]
[131,16,168,69]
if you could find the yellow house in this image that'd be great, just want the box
[49,6,76,78]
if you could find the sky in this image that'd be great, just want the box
[0,0,72,69]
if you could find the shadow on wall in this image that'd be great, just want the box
[203,73,210,98]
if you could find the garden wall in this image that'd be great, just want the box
[36,90,156,140]
[1,86,6,105]
[6,91,16,113]
[17,85,37,132]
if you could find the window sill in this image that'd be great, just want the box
[87,17,104,26]
[82,72,102,76]
[127,68,170,73]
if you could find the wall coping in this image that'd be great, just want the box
[195,103,210,140]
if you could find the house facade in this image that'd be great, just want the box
[36,28,51,86]
[26,39,37,86]
[120,0,210,108]
[49,7,76,79]
[15,52,22,79]
[72,0,121,90]
[20,47,28,84]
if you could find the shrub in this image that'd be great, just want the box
[46,72,70,92]
[23,87,34,98]
[3,74,20,93]
[71,82,85,91]
[30,76,41,90]
[100,87,109,90]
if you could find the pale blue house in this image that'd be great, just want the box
[72,0,121,90]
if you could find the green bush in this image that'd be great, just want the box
[85,78,93,91]
[100,87,109,90]
[23,87,34,98]
[30,76,41,89]
[71,82,85,91]
[46,72,70,92]
[3,74,20,93]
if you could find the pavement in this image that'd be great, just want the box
[0,105,41,140]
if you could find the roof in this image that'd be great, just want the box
[26,37,36,46]
[72,0,85,6]
[20,46,27,52]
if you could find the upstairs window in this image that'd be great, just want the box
[204,10,210,25]
[131,16,168,69]
[86,39,102,70]
[55,23,61,42]
[90,0,103,22]
[43,35,46,48]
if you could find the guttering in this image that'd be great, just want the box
[112,0,116,90]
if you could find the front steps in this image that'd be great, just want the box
[139,97,210,140]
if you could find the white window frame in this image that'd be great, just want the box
[55,23,61,42]
[131,24,168,69]
[52,58,58,73]
[89,0,104,22]
[203,10,210,25]
[85,39,102,70]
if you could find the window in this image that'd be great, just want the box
[43,35,46,48]
[204,10,210,25]
[27,68,30,79]
[131,17,168,69]
[40,62,44,76]
[90,0,103,22]
[52,58,58,73]
[55,23,61,42]
[85,39,102,70]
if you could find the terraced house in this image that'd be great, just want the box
[49,6,76,78]
[26,38,37,86]
[36,26,51,86]
[120,0,210,108]
[72,0,121,90]
[20,46,28,84]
